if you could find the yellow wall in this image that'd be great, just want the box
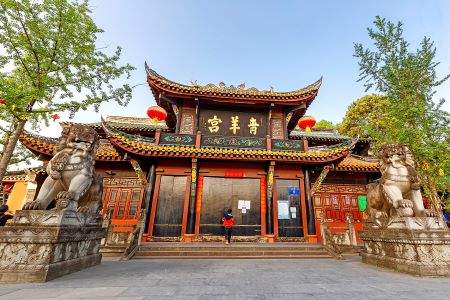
[7,181,27,212]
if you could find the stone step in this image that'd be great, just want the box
[135,250,328,257]
[139,242,323,251]
[138,246,325,252]
[100,245,126,257]
[135,242,332,259]
[134,255,332,259]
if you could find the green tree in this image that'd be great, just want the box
[354,16,450,211]
[339,94,389,138]
[315,119,335,130]
[0,0,135,182]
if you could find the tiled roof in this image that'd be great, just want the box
[107,131,354,163]
[19,127,379,173]
[334,155,380,172]
[145,63,322,103]
[60,115,169,132]
[290,129,371,143]
[19,132,124,161]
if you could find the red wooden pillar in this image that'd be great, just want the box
[147,174,162,237]
[298,172,309,239]
[260,177,267,236]
[266,161,275,242]
[273,180,279,237]
[194,176,204,235]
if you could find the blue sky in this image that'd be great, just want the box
[42,0,450,135]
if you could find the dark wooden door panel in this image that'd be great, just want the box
[276,179,303,237]
[200,177,260,236]
[153,176,187,237]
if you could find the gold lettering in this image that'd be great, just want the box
[248,117,260,135]
[207,115,222,133]
[229,116,240,134]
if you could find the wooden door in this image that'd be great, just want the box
[276,179,303,237]
[200,177,261,236]
[153,175,188,237]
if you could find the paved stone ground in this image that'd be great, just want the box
[1,255,449,299]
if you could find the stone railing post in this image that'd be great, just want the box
[346,213,357,247]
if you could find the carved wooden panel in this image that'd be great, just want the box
[103,177,142,187]
[201,135,266,149]
[102,177,144,220]
[313,184,367,222]
[180,114,194,134]
[159,133,195,146]
[315,183,366,194]
[272,139,304,152]
[271,119,284,139]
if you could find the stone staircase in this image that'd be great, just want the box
[134,242,333,259]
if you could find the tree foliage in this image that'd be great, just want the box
[315,119,335,130]
[354,16,450,209]
[0,0,135,180]
[339,94,389,138]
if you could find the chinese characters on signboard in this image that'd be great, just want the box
[207,115,222,133]
[201,109,267,138]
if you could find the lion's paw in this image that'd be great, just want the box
[398,199,413,208]
[424,209,439,217]
[22,201,42,210]
[56,191,74,200]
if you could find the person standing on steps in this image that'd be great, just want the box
[222,208,234,245]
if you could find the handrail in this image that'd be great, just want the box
[121,209,146,261]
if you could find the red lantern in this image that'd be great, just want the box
[51,114,60,122]
[298,116,316,133]
[146,105,167,124]
[0,99,5,105]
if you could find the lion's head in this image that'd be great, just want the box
[379,143,416,173]
[55,124,99,154]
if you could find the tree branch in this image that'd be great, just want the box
[15,7,41,87]
[0,4,35,85]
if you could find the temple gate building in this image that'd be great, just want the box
[19,64,380,246]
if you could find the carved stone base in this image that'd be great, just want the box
[360,217,450,277]
[0,210,106,282]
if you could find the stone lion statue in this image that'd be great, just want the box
[23,124,103,213]
[366,143,436,218]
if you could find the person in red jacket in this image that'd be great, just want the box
[222,208,234,245]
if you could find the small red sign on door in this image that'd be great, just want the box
[224,170,244,177]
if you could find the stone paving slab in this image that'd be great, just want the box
[1,256,449,299]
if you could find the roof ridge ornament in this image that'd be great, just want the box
[189,80,274,93]
[146,63,322,99]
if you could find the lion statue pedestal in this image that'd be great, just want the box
[360,143,450,276]
[0,210,105,282]
[0,124,106,282]
[360,216,450,276]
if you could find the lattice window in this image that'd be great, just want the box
[102,177,144,220]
